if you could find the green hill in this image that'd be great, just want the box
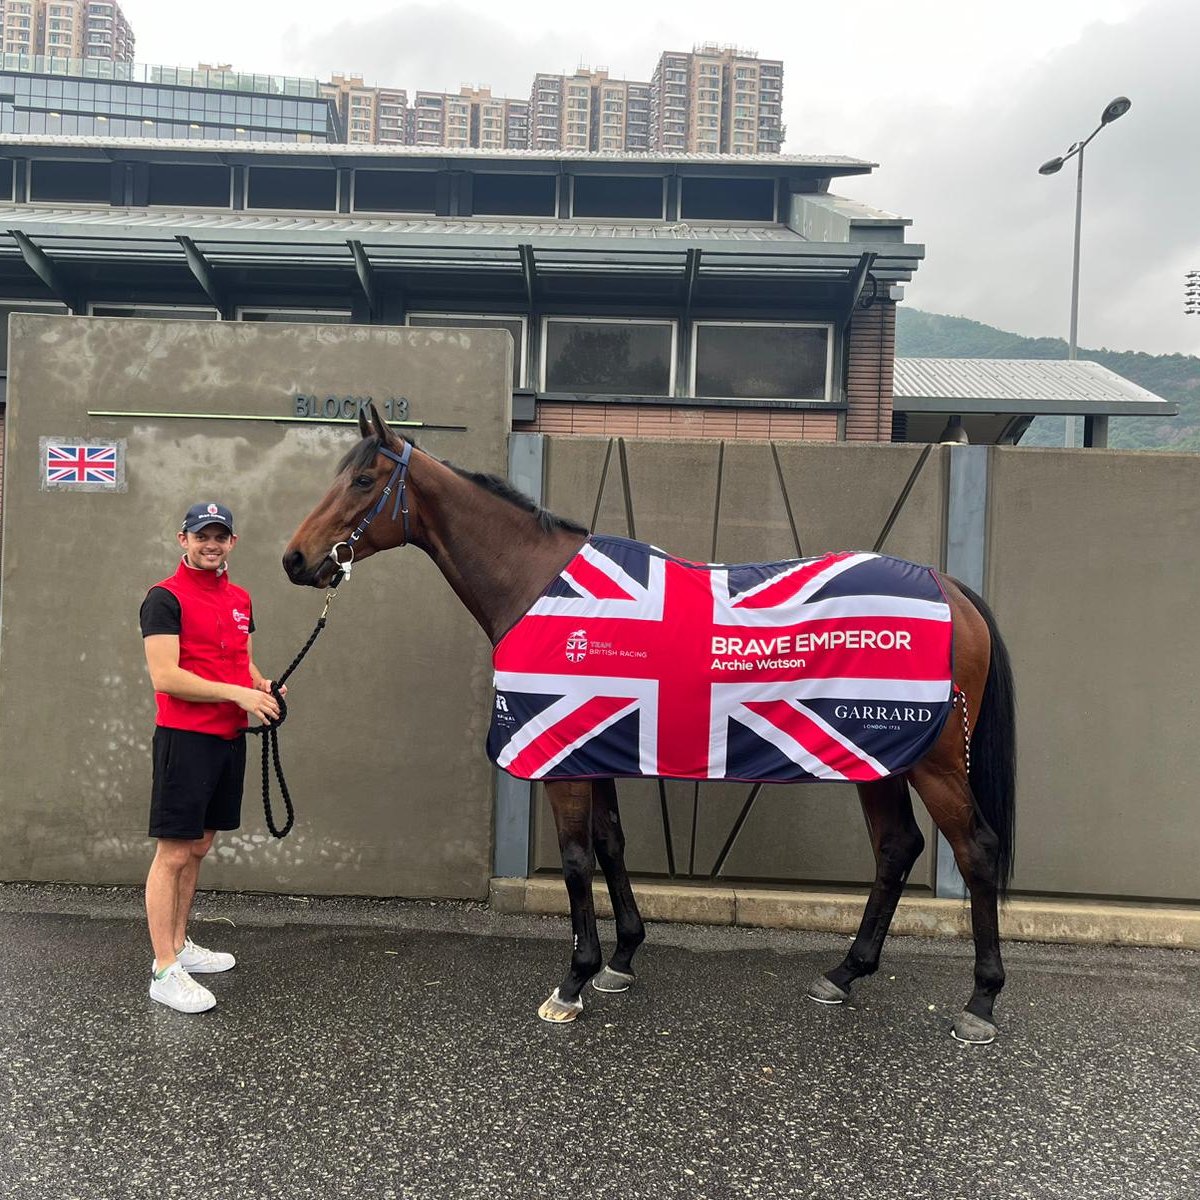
[895,308,1200,450]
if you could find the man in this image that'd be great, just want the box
[140,502,282,1013]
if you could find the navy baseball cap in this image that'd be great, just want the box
[181,502,235,534]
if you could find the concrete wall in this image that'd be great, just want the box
[989,448,1200,902]
[0,315,511,897]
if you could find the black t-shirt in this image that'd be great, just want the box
[139,586,256,637]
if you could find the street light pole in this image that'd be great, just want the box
[1039,96,1131,447]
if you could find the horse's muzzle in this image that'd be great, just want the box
[282,549,333,588]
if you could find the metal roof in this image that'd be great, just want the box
[893,358,1176,416]
[0,133,875,173]
[0,206,805,242]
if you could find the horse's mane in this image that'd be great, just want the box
[340,435,588,537]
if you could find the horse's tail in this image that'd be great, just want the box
[956,581,1017,898]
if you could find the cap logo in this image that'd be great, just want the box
[206,503,220,515]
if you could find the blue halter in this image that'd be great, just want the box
[327,440,412,581]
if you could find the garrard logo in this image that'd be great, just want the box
[834,704,934,723]
[565,629,588,663]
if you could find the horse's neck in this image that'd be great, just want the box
[414,457,585,644]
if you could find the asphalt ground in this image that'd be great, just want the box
[0,882,1197,1200]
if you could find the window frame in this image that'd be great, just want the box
[567,174,668,222]
[678,176,780,224]
[689,319,834,403]
[144,162,235,211]
[407,311,529,389]
[540,315,677,396]
[86,302,222,320]
[348,167,440,216]
[25,156,112,207]
[469,171,560,219]
[234,307,352,323]
[242,164,341,214]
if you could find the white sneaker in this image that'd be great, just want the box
[177,937,236,974]
[149,962,216,1013]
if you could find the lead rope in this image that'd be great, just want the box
[953,686,972,775]
[246,584,340,838]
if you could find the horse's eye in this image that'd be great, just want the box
[353,474,373,489]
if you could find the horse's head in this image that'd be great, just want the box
[283,402,415,588]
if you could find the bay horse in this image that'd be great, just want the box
[283,404,1016,1045]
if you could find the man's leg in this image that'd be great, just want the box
[145,839,195,971]
[173,830,215,953]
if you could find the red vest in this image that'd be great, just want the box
[152,559,253,738]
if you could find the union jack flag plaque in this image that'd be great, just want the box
[489,535,955,784]
[40,439,126,492]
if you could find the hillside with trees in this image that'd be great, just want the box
[895,308,1200,450]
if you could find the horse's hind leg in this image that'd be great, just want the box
[539,779,603,1023]
[590,778,646,994]
[908,761,1005,1044]
[808,776,925,1005]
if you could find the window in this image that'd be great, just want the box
[236,308,351,324]
[0,301,68,371]
[571,175,665,220]
[542,318,674,395]
[680,177,776,222]
[691,322,831,401]
[471,173,557,217]
[147,163,231,208]
[246,166,338,211]
[408,313,526,388]
[28,159,111,204]
[88,304,220,320]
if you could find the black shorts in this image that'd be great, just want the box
[149,727,246,840]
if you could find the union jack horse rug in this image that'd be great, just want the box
[488,535,955,784]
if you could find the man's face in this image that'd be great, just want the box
[177,524,237,571]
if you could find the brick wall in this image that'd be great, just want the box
[845,300,896,442]
[516,403,839,441]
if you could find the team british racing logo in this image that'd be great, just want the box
[488,535,954,784]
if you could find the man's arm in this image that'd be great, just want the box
[144,634,280,723]
[246,636,286,699]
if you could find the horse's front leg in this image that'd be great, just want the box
[590,777,645,994]
[539,779,603,1023]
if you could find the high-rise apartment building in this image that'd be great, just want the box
[0,0,134,62]
[651,46,783,155]
[530,69,652,153]
[323,73,407,145]
[404,86,527,150]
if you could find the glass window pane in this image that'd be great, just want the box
[572,175,664,219]
[694,324,829,400]
[544,320,672,395]
[680,177,775,222]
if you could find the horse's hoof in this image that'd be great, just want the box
[592,967,635,993]
[806,976,850,1005]
[538,988,584,1024]
[951,1011,998,1045]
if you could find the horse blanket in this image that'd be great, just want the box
[488,534,954,784]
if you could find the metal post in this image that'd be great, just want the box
[938,444,990,898]
[492,432,543,879]
[1065,145,1084,449]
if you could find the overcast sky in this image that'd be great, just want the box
[122,0,1198,354]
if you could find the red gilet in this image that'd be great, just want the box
[153,559,253,738]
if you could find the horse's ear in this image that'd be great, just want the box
[357,407,371,439]
[368,401,392,444]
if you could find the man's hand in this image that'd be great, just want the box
[254,677,287,699]
[232,685,281,724]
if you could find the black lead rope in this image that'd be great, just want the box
[246,582,341,838]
